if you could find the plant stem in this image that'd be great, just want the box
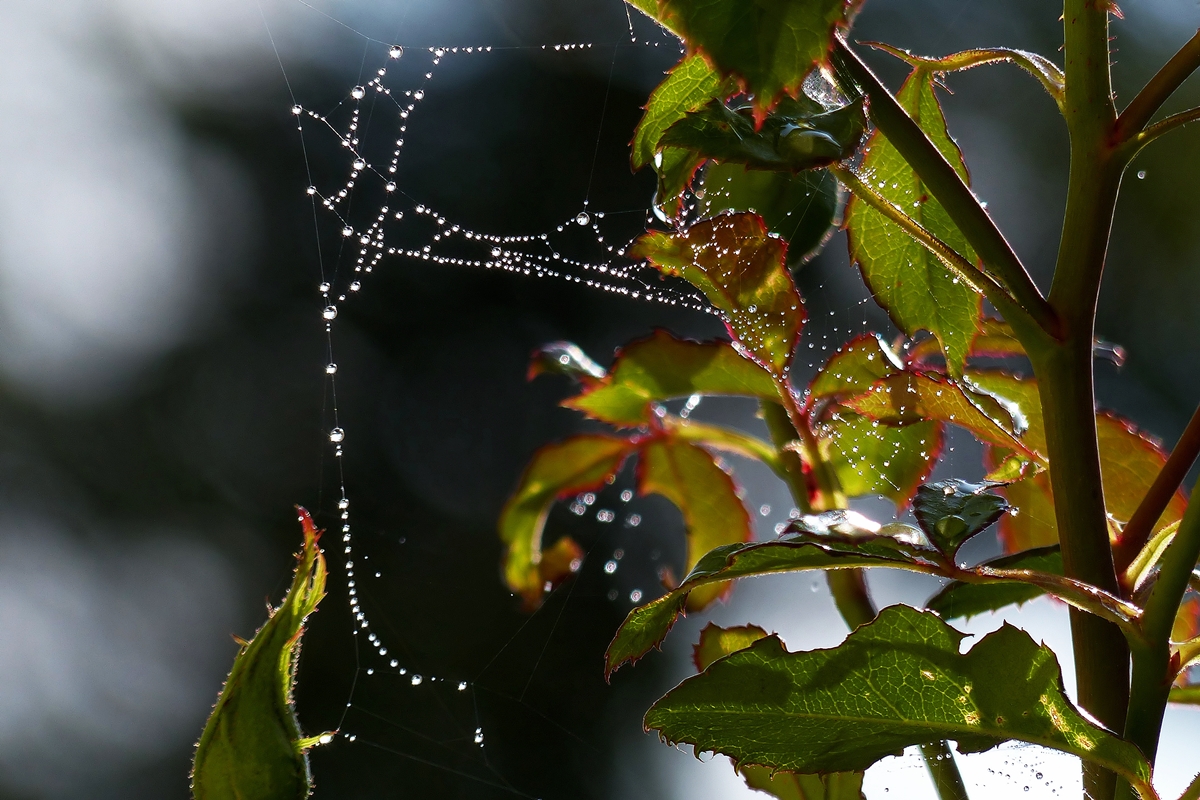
[761,400,814,515]
[1052,5,1127,799]
[830,36,1059,340]
[1135,105,1200,149]
[1115,28,1200,141]
[1113,402,1200,584]
[919,741,971,800]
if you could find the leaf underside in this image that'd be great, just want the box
[927,546,1062,620]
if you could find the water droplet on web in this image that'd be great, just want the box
[319,281,331,293]
[385,182,396,192]
[353,158,366,170]
[629,589,643,602]
[411,674,423,686]
[342,226,354,237]
[458,681,467,691]
[1137,170,1147,179]
[338,498,350,509]
[604,560,618,574]
[326,363,338,374]
[389,45,404,58]
[351,86,366,99]
[323,306,338,320]
[474,727,484,744]
[329,427,346,443]
[575,211,590,226]
[291,104,303,115]
[491,247,502,257]
[413,90,425,100]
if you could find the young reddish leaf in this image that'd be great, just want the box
[632,53,729,170]
[845,70,981,376]
[564,330,780,426]
[843,372,1033,457]
[638,437,754,610]
[660,97,866,171]
[693,622,769,671]
[700,162,842,268]
[643,606,1155,797]
[500,435,636,608]
[626,0,860,117]
[192,509,329,800]
[1097,411,1189,530]
[632,212,804,376]
[810,334,904,398]
[816,410,942,506]
[527,341,607,385]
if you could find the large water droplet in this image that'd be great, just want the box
[329,427,346,443]
[389,45,404,58]
[325,363,338,374]
[575,211,590,226]
[385,182,396,192]
[413,90,425,101]
[351,86,366,99]
[342,226,354,237]
[352,158,365,170]
[323,306,338,320]
[291,104,302,115]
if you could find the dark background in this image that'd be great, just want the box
[0,0,1198,798]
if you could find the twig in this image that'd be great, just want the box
[1116,29,1200,141]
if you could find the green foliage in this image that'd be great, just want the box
[927,546,1063,620]
[644,606,1153,796]
[631,53,729,170]
[845,70,981,375]
[913,479,1009,557]
[192,509,328,800]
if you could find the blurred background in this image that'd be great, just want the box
[0,0,1198,798]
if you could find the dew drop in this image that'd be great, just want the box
[291,104,302,115]
[351,86,366,99]
[329,427,346,443]
[603,560,618,574]
[325,363,338,374]
[413,90,425,100]
[353,158,366,170]
[389,45,404,58]
[575,211,590,226]
[322,306,338,320]
[318,281,331,293]
[385,182,396,192]
[411,674,423,686]
[1137,170,1147,179]
[629,589,643,602]
[342,226,354,237]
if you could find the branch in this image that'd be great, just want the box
[1135,106,1200,149]
[831,164,1054,334]
[1116,29,1200,142]
[829,36,1060,341]
[1113,402,1200,586]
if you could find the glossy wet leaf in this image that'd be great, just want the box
[626,0,858,115]
[817,410,941,506]
[655,146,706,219]
[844,372,1033,458]
[909,317,1025,365]
[528,341,606,384]
[691,624,866,800]
[564,330,779,426]
[500,435,635,607]
[660,98,865,171]
[913,479,1009,556]
[632,213,804,375]
[643,605,1154,797]
[632,53,729,170]
[638,437,754,610]
[845,70,981,375]
[192,508,328,800]
[700,162,841,267]
[810,334,904,398]
[927,546,1062,620]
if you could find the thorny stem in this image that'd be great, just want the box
[829,36,1060,342]
[1052,4,1126,798]
[764,394,969,800]
[1115,28,1200,141]
[1135,105,1200,148]
[1113,402,1200,586]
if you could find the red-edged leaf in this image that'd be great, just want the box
[817,410,942,506]
[632,53,729,170]
[810,334,904,399]
[632,212,804,376]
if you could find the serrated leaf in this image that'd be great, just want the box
[969,372,1188,553]
[501,435,635,607]
[644,606,1154,797]
[846,70,981,375]
[638,437,754,610]
[528,341,607,384]
[927,546,1063,619]
[564,330,779,426]
[661,98,866,171]
[633,54,729,170]
[810,334,904,398]
[700,162,841,267]
[817,410,941,506]
[655,146,706,219]
[694,622,770,671]
[192,508,328,800]
[632,213,804,375]
[844,372,1033,458]
[914,479,1009,556]
[627,0,858,116]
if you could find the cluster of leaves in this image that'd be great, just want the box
[498,0,1200,798]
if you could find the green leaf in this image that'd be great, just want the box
[564,330,779,426]
[1170,684,1200,705]
[913,479,1009,556]
[192,508,329,800]
[845,70,981,375]
[633,53,729,170]
[817,410,942,506]
[500,435,635,607]
[693,622,770,670]
[632,213,804,376]
[700,162,841,267]
[660,98,866,172]
[927,546,1062,620]
[644,605,1155,797]
[638,437,754,610]
[810,334,904,398]
[844,372,1034,458]
[655,146,706,219]
[909,317,1026,365]
[528,341,606,384]
[627,0,858,115]
[692,624,865,800]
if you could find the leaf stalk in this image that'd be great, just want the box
[1115,29,1200,142]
